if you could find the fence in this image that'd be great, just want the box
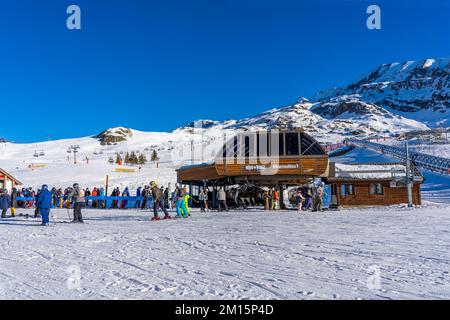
[346,139,450,175]
[16,196,156,209]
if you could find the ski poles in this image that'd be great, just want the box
[50,211,57,225]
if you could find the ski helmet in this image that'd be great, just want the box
[42,184,48,190]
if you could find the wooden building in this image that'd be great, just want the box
[0,168,22,191]
[326,162,422,207]
[178,130,329,187]
[177,130,423,208]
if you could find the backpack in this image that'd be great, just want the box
[154,187,162,200]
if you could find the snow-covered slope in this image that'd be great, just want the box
[0,128,220,190]
[312,57,450,127]
[223,96,428,141]
[2,205,450,299]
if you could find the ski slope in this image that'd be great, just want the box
[1,205,450,300]
[0,128,225,190]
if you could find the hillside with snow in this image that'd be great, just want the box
[312,57,450,127]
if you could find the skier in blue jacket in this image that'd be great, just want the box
[35,185,52,226]
[0,189,11,218]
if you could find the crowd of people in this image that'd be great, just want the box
[0,181,200,226]
[293,183,325,213]
[0,180,326,226]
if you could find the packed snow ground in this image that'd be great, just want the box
[1,205,450,300]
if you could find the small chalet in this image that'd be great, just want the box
[327,162,422,207]
[0,168,22,191]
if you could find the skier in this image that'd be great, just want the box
[141,186,150,209]
[91,187,98,208]
[179,187,191,217]
[303,187,313,211]
[217,187,228,212]
[175,183,188,218]
[11,188,18,217]
[0,189,11,218]
[135,186,142,208]
[271,188,279,210]
[296,189,305,213]
[35,185,52,226]
[34,188,42,218]
[150,181,170,221]
[120,187,130,209]
[98,187,105,209]
[84,188,91,207]
[163,187,170,209]
[312,184,324,212]
[69,183,85,223]
[199,188,208,212]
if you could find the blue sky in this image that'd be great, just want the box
[1,0,449,142]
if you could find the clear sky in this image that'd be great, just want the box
[1,0,449,142]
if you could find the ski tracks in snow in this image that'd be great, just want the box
[1,206,450,299]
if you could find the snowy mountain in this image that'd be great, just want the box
[221,96,427,140]
[95,127,133,145]
[312,57,450,127]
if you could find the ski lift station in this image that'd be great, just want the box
[0,168,22,192]
[177,130,422,208]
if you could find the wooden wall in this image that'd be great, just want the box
[178,155,329,183]
[334,180,421,206]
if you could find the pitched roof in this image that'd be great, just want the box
[330,162,423,182]
[0,168,23,185]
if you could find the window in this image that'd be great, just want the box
[300,132,326,155]
[279,133,285,156]
[285,132,299,155]
[244,136,250,158]
[257,132,268,157]
[233,136,238,158]
[269,132,284,157]
[341,184,355,196]
[370,183,383,195]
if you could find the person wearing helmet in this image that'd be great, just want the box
[36,185,52,226]
[150,181,170,221]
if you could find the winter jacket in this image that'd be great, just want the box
[217,190,226,201]
[36,189,52,209]
[69,187,85,203]
[0,194,11,209]
[152,186,162,201]
[176,187,184,200]
[11,190,18,208]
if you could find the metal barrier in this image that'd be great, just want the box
[346,139,450,175]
